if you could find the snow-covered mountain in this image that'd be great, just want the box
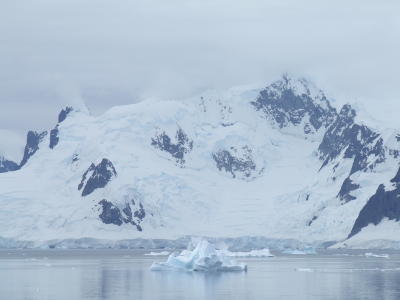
[1,75,400,248]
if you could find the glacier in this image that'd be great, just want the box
[0,75,400,249]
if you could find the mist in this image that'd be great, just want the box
[0,0,399,135]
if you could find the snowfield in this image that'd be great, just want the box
[0,75,399,249]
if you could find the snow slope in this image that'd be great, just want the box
[0,75,399,248]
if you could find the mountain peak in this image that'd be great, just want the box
[58,106,74,123]
[19,130,48,167]
[251,75,337,133]
[269,74,326,100]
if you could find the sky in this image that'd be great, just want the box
[0,0,399,159]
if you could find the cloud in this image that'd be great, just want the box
[0,0,399,131]
[0,129,24,162]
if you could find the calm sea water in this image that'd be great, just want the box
[1,249,400,300]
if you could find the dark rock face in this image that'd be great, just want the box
[49,125,59,149]
[308,216,318,226]
[338,177,360,202]
[391,169,400,184]
[151,128,193,165]
[0,156,19,173]
[319,105,356,165]
[72,153,79,163]
[78,159,117,197]
[99,199,123,226]
[58,107,73,123]
[98,199,145,231]
[49,107,73,149]
[348,171,400,238]
[78,164,95,191]
[251,76,337,133]
[213,146,257,179]
[123,202,146,231]
[318,105,385,175]
[133,203,146,221]
[19,131,48,167]
[390,149,400,159]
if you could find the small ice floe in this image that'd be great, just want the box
[295,268,314,272]
[365,253,390,259]
[150,240,247,272]
[145,251,170,256]
[218,248,274,257]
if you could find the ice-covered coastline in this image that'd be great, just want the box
[218,248,274,257]
[0,235,322,250]
[2,235,400,250]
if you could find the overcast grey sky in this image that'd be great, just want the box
[0,0,399,140]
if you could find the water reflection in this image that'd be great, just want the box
[1,251,400,300]
[150,269,227,300]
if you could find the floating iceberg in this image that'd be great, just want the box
[218,248,274,257]
[144,251,170,256]
[150,240,247,272]
[365,253,390,259]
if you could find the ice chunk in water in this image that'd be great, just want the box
[144,251,170,256]
[365,253,389,259]
[150,240,247,272]
[296,268,314,272]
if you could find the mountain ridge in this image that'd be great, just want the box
[1,75,399,249]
